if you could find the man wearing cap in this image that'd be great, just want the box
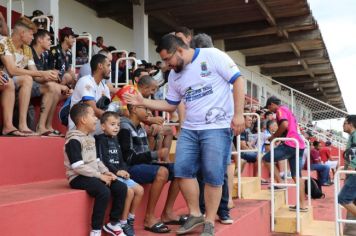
[48,27,78,87]
[262,96,308,211]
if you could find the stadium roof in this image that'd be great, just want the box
[77,0,347,111]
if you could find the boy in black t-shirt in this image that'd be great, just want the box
[95,111,144,236]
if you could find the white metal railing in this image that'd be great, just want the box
[232,113,261,198]
[271,138,301,233]
[7,0,24,35]
[114,57,137,87]
[334,167,356,236]
[71,33,93,69]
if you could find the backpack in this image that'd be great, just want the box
[305,177,325,199]
[58,96,71,126]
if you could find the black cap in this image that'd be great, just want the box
[264,96,281,109]
[59,27,79,39]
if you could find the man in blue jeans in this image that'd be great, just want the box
[310,141,332,186]
[124,34,245,236]
[338,115,356,216]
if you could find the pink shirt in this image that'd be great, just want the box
[276,106,305,149]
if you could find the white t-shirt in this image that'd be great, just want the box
[68,75,110,130]
[166,48,241,130]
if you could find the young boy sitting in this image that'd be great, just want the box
[64,103,127,236]
[118,104,185,234]
[95,111,145,236]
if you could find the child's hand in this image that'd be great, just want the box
[100,174,112,185]
[117,170,130,179]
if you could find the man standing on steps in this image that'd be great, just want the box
[262,96,308,212]
[124,34,245,236]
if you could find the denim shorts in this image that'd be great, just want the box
[263,144,304,177]
[338,174,356,205]
[241,152,258,163]
[128,163,174,184]
[174,128,232,186]
[117,177,138,188]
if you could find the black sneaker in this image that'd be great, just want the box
[127,218,135,227]
[219,215,233,224]
[121,223,135,236]
[176,215,205,235]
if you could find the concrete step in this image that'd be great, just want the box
[244,189,286,211]
[0,137,65,186]
[135,199,271,236]
[0,179,186,236]
[301,220,335,236]
[232,176,261,198]
[274,205,314,234]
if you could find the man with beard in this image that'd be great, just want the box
[124,34,245,236]
[68,54,111,135]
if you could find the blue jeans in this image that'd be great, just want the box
[174,128,232,186]
[241,152,258,163]
[263,144,304,177]
[338,174,356,205]
[311,164,330,185]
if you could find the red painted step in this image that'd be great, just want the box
[0,179,187,236]
[0,137,65,186]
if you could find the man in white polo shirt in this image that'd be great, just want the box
[68,54,111,133]
[124,34,245,236]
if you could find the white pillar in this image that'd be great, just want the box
[214,39,225,51]
[33,0,59,44]
[133,0,149,60]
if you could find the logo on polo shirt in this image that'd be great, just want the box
[200,62,211,77]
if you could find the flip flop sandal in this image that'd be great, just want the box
[163,215,188,225]
[289,205,308,212]
[144,222,171,233]
[2,129,25,137]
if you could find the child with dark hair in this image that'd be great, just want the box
[64,103,127,236]
[95,111,144,236]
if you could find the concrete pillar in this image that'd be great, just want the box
[214,39,225,51]
[133,0,149,60]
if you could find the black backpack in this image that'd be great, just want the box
[305,177,325,199]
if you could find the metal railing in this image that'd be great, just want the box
[334,167,356,236]
[71,33,93,70]
[6,0,24,35]
[232,113,261,199]
[270,137,301,233]
[114,57,137,87]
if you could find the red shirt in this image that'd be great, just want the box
[310,148,321,164]
[319,147,330,163]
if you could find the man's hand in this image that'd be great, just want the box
[148,116,165,125]
[231,114,245,136]
[41,70,58,81]
[123,91,144,106]
[100,174,113,185]
[157,147,169,161]
[116,170,130,179]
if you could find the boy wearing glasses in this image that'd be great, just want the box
[118,103,184,234]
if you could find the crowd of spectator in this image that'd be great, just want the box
[0,10,351,236]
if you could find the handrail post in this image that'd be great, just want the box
[271,137,300,233]
[115,57,137,87]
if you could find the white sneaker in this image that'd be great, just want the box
[90,230,101,236]
[103,222,126,236]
